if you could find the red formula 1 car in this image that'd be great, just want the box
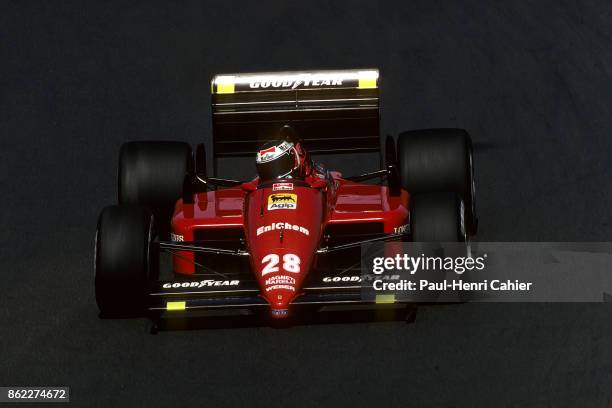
[94,69,477,321]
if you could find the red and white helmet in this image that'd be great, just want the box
[255,126,309,180]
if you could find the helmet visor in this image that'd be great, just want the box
[256,150,296,181]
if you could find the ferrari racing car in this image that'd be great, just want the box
[94,69,477,320]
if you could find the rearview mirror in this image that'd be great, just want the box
[311,179,327,190]
[195,143,207,179]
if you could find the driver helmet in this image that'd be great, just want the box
[255,126,307,181]
[255,125,310,181]
[256,139,301,180]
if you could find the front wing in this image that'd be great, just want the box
[147,273,403,317]
[151,233,407,317]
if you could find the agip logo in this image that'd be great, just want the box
[267,193,297,210]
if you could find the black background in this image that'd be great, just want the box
[2,1,612,406]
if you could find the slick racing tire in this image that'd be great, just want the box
[410,192,470,302]
[118,141,192,238]
[410,192,466,242]
[94,205,158,317]
[397,128,477,235]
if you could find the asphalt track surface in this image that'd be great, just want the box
[2,1,612,407]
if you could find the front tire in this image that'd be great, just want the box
[410,192,466,242]
[410,193,470,302]
[94,205,158,317]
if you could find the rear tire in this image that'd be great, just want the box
[398,129,477,234]
[118,141,192,237]
[94,205,158,317]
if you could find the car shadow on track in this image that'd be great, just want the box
[149,305,417,333]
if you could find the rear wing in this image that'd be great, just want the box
[210,69,380,175]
